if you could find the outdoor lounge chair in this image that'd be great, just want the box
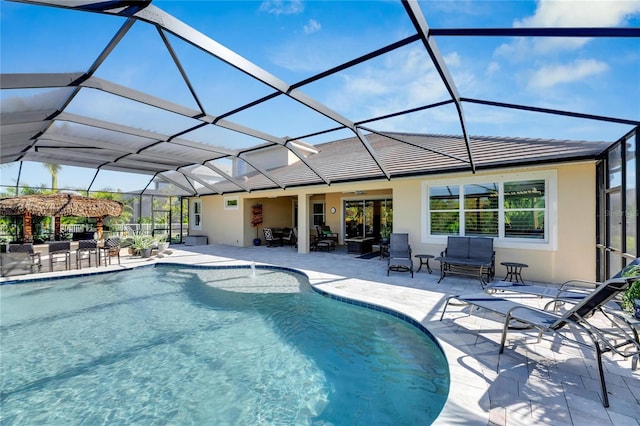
[440,276,640,407]
[387,233,413,277]
[485,257,640,311]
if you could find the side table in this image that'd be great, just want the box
[501,261,528,283]
[414,254,434,274]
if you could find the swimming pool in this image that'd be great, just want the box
[0,264,449,424]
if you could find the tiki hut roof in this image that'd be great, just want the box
[0,194,123,217]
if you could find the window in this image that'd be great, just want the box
[224,196,239,210]
[429,186,460,235]
[464,183,499,236]
[192,200,202,230]
[425,172,553,246]
[312,202,325,227]
[504,180,545,239]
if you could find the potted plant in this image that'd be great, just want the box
[130,234,156,258]
[156,234,170,253]
[621,263,640,319]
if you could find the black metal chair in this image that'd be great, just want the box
[48,241,71,271]
[99,237,121,266]
[387,233,413,277]
[7,243,42,273]
[282,228,297,247]
[263,228,282,247]
[76,239,99,269]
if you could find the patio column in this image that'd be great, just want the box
[297,193,310,254]
[96,217,104,240]
[54,216,60,240]
[23,212,33,242]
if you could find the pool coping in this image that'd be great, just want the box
[0,252,489,425]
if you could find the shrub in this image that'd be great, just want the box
[621,264,640,314]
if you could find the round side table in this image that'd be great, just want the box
[501,261,528,283]
[414,254,434,274]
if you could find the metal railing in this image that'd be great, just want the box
[1,223,184,242]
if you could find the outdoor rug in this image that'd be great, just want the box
[357,251,380,260]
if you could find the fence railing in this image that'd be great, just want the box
[0,223,184,242]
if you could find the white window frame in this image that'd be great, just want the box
[191,199,202,231]
[422,170,557,251]
[312,202,325,227]
[224,196,239,210]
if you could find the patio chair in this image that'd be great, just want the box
[48,241,71,271]
[282,228,297,247]
[318,225,338,244]
[441,276,640,407]
[387,233,413,277]
[76,239,99,269]
[99,237,121,266]
[1,252,38,276]
[7,243,41,273]
[263,228,281,247]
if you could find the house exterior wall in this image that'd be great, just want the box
[189,161,598,284]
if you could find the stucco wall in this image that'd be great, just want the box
[392,163,597,283]
[189,161,598,284]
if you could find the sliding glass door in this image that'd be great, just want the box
[344,199,392,241]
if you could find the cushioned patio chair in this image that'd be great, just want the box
[318,225,338,244]
[282,228,297,247]
[387,233,413,277]
[311,226,335,252]
[7,243,41,273]
[441,275,640,407]
[263,228,281,247]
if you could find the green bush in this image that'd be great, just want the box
[621,264,640,314]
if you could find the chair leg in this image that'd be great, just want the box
[595,344,610,407]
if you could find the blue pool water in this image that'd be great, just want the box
[0,265,449,425]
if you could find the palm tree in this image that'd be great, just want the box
[43,163,62,238]
[43,163,61,191]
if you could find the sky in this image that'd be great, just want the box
[1,0,639,193]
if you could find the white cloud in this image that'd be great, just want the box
[529,58,609,89]
[513,0,640,52]
[444,52,461,68]
[486,62,500,75]
[303,19,321,35]
[259,0,303,16]
[515,0,640,27]
[323,46,478,124]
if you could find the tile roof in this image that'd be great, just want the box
[214,132,610,193]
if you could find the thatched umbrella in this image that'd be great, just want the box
[0,193,123,241]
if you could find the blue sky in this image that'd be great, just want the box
[1,0,639,193]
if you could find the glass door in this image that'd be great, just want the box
[344,199,392,241]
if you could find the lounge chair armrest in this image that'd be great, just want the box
[559,279,600,291]
[505,304,564,326]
